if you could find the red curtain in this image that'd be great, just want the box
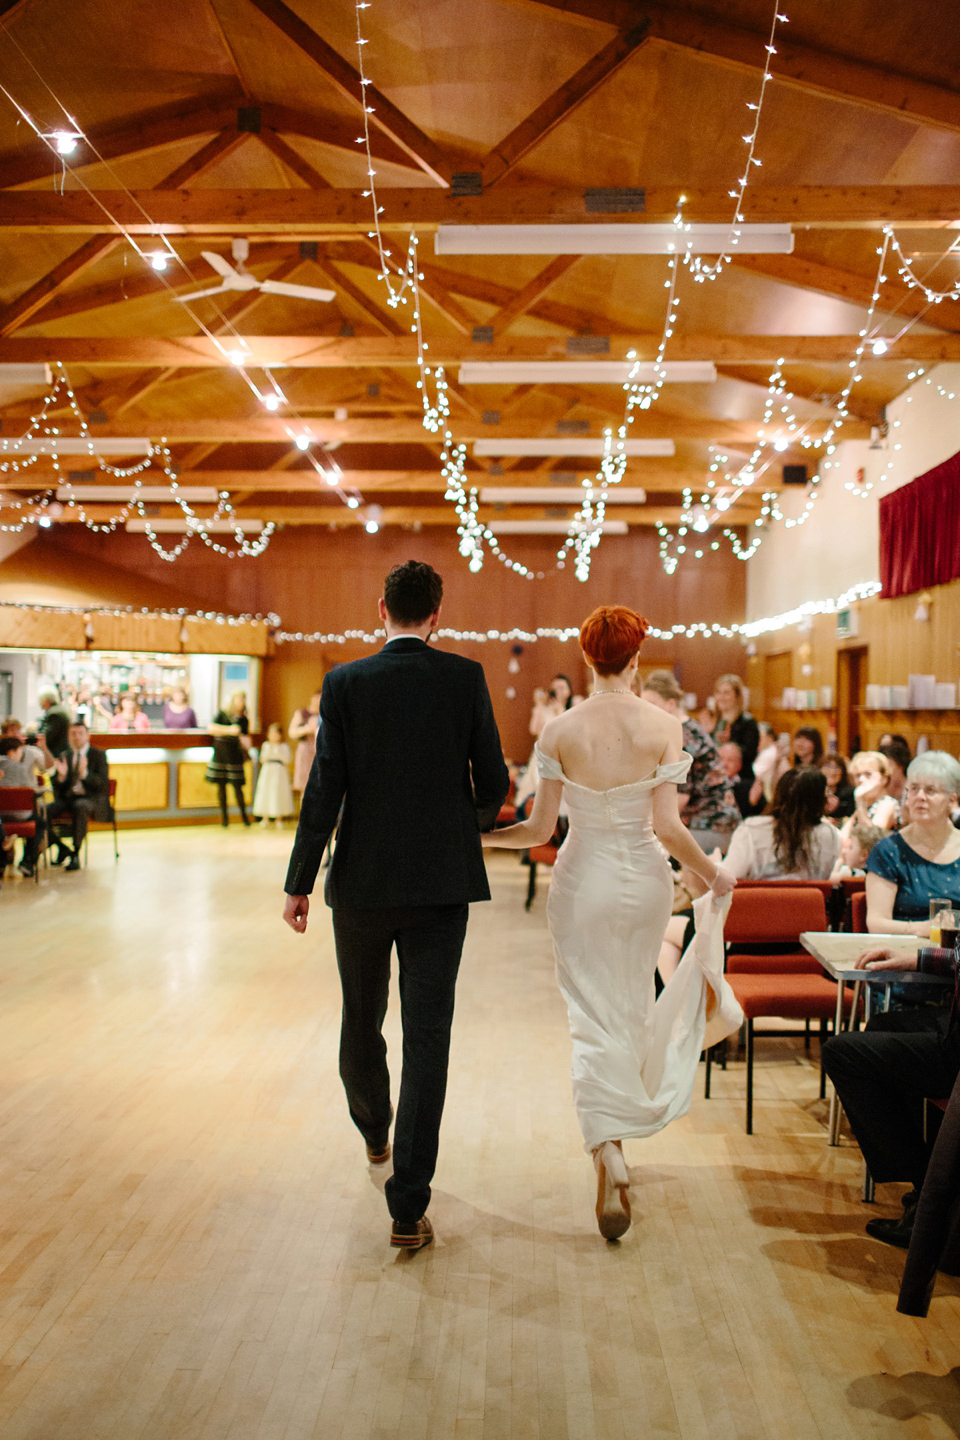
[879,448,960,598]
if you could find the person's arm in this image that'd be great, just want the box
[481,774,563,848]
[283,682,348,930]
[468,667,510,831]
[208,721,241,735]
[288,711,311,741]
[721,823,752,881]
[865,869,929,936]
[651,782,735,895]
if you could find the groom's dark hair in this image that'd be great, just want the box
[383,560,443,625]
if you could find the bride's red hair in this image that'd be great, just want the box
[579,606,650,677]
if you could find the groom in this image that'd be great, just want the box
[283,561,509,1250]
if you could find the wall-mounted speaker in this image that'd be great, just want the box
[782,464,808,485]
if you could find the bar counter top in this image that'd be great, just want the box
[90,728,261,750]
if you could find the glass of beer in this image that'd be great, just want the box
[938,909,960,952]
[930,899,952,945]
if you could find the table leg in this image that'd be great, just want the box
[827,978,845,1146]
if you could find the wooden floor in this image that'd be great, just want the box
[1,830,959,1440]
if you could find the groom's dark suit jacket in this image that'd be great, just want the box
[285,638,509,908]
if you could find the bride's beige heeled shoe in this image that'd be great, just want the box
[594,1140,631,1240]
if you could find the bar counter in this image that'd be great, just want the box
[89,729,258,825]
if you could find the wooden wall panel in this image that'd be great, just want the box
[178,760,252,808]
[182,618,269,656]
[0,608,85,649]
[87,613,182,652]
[111,761,168,811]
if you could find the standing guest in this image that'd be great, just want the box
[862,752,960,935]
[724,767,840,881]
[0,735,44,877]
[162,686,198,729]
[641,669,740,854]
[792,725,824,767]
[49,721,110,870]
[844,750,900,836]
[253,722,294,827]
[92,685,115,729]
[36,687,72,757]
[749,722,789,809]
[283,561,509,1252]
[820,752,856,821]
[711,673,760,781]
[289,690,322,797]
[206,692,251,827]
[108,694,151,732]
[880,737,911,803]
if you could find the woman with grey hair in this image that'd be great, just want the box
[865,750,960,935]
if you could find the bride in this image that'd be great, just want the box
[483,606,737,1240]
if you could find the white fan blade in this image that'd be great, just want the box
[259,278,336,303]
[202,250,240,280]
[173,284,233,301]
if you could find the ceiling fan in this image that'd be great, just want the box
[175,239,336,304]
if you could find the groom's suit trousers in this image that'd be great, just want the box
[333,902,469,1223]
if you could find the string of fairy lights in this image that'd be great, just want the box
[0,4,958,581]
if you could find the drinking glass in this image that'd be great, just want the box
[929,898,952,946]
[938,910,960,952]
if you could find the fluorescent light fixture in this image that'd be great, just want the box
[480,486,647,504]
[0,438,152,456]
[435,224,794,256]
[0,364,53,385]
[56,486,219,503]
[125,519,263,533]
[461,361,716,385]
[488,519,628,535]
[474,438,674,458]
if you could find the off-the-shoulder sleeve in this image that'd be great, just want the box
[534,744,564,781]
[653,755,693,786]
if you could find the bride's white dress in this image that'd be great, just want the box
[535,744,742,1152]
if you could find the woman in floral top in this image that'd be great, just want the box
[641,670,740,854]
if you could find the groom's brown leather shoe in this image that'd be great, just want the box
[390,1216,434,1251]
[366,1140,391,1165]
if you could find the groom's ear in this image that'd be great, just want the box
[377,598,388,623]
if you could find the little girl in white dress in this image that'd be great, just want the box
[253,723,295,826]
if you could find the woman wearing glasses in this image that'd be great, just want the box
[864,752,960,935]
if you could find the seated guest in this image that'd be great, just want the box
[36,686,72,757]
[0,734,44,877]
[830,820,884,881]
[880,737,911,803]
[641,669,740,853]
[108,693,151,733]
[162,686,198,730]
[842,750,900,837]
[719,741,757,818]
[792,724,824,767]
[724,767,840,881]
[822,930,960,1253]
[863,751,960,935]
[50,721,111,870]
[1,717,48,791]
[820,752,856,821]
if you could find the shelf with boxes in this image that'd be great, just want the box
[865,678,958,710]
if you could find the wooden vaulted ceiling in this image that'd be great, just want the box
[0,0,959,536]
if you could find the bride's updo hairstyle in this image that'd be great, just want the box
[579,606,650,677]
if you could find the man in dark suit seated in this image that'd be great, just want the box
[283,560,509,1252]
[50,721,111,871]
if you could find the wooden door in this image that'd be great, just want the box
[763,651,792,719]
[836,646,868,756]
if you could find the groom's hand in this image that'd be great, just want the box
[283,894,310,933]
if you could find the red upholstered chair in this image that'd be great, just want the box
[524,843,557,910]
[706,884,851,1133]
[0,787,40,885]
[496,803,517,826]
[850,890,867,933]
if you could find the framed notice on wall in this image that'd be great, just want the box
[836,608,859,639]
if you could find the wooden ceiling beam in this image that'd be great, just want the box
[43,502,755,528]
[0,413,852,444]
[256,130,331,188]
[482,21,650,186]
[307,258,405,336]
[517,0,960,133]
[257,103,415,171]
[713,365,883,426]
[2,186,959,232]
[0,333,948,366]
[729,254,960,333]
[246,0,450,185]
[0,132,251,337]
[489,255,582,335]
[5,466,780,493]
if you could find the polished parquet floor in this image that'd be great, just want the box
[1,828,959,1440]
